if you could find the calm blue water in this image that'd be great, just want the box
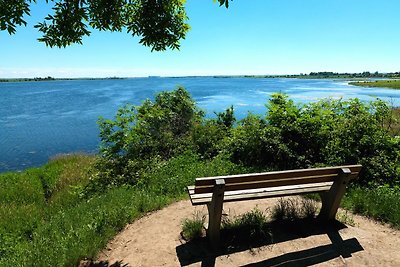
[1,77,400,172]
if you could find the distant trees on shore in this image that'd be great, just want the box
[307,71,400,79]
[0,76,55,82]
[219,71,400,79]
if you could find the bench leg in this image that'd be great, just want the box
[319,168,351,220]
[206,179,225,250]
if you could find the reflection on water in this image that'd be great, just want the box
[1,77,400,172]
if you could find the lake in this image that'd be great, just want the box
[1,77,400,172]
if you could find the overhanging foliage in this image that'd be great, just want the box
[0,0,195,51]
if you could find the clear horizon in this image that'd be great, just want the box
[1,0,400,78]
[1,71,399,80]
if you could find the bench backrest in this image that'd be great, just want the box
[194,165,362,194]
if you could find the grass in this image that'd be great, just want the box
[304,185,400,228]
[181,211,206,241]
[386,107,400,136]
[221,208,271,247]
[222,208,269,234]
[342,185,400,228]
[271,198,318,222]
[3,151,400,266]
[0,153,247,266]
[336,210,356,227]
[187,200,317,246]
[180,200,317,248]
[349,79,400,89]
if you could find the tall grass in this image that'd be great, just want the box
[181,211,206,241]
[3,154,400,266]
[342,185,400,228]
[270,198,318,222]
[0,153,246,266]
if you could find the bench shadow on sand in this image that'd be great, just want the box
[80,260,128,267]
[176,218,364,267]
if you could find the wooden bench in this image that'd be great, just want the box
[187,165,362,247]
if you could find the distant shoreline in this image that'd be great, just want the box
[0,77,127,83]
[349,80,400,89]
[2,71,400,83]
[210,71,400,80]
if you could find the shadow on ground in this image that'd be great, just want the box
[176,218,364,267]
[79,260,128,267]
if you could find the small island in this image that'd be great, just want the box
[349,80,400,89]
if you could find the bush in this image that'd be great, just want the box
[226,94,400,185]
[91,88,400,192]
[99,86,202,160]
[191,120,228,159]
[93,86,203,189]
[226,113,293,169]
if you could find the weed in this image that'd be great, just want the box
[181,211,206,241]
[222,208,271,242]
[271,197,318,222]
[301,198,318,219]
[336,210,356,227]
[271,198,299,221]
[342,185,400,228]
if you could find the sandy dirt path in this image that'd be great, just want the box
[85,197,400,267]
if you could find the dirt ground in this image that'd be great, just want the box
[84,197,400,267]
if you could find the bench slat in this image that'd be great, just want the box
[194,165,362,187]
[190,182,332,205]
[194,173,355,194]
[194,174,335,194]
[189,181,333,200]
[187,186,195,195]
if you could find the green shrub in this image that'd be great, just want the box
[98,86,202,161]
[191,120,228,159]
[92,88,400,192]
[94,86,203,189]
[181,211,205,240]
[226,94,400,185]
[322,99,400,185]
[137,152,249,198]
[215,105,236,128]
[226,113,292,169]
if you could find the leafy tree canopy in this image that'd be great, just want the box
[0,0,230,51]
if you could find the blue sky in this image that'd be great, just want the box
[1,0,400,78]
